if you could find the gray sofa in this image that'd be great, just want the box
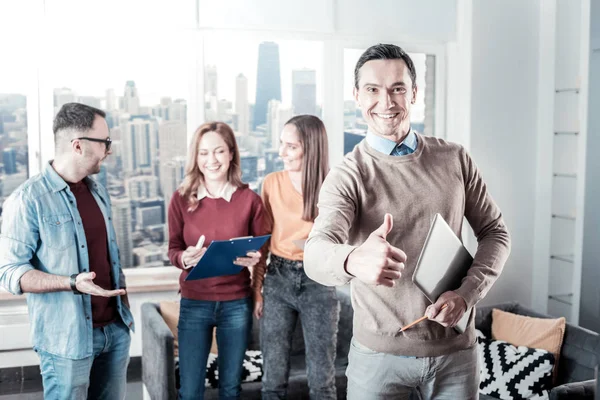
[475,302,599,400]
[141,285,353,400]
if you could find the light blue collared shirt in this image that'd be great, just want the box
[366,129,418,156]
[0,161,135,359]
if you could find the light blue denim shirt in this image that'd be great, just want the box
[0,161,135,359]
[366,129,418,156]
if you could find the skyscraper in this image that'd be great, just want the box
[292,69,317,116]
[124,81,140,114]
[235,74,249,135]
[205,65,218,98]
[54,88,76,111]
[2,148,17,175]
[267,100,293,150]
[126,175,160,200]
[253,42,281,130]
[121,115,158,175]
[106,89,117,111]
[112,197,133,268]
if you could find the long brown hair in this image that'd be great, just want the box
[285,115,329,221]
[178,121,244,211]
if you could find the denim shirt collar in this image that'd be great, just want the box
[42,161,95,193]
[366,128,417,155]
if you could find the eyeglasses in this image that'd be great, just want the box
[71,137,112,152]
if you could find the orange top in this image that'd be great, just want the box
[261,171,313,261]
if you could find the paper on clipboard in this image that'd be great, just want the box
[292,239,307,250]
[185,234,271,281]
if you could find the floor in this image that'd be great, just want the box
[0,381,143,399]
[0,357,143,399]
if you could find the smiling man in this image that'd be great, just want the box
[0,102,134,400]
[304,44,511,399]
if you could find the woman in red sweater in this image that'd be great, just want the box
[168,121,267,400]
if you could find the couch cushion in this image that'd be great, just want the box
[491,308,565,382]
[477,329,554,399]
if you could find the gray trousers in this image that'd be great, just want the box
[260,255,340,400]
[346,338,479,400]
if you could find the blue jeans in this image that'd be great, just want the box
[178,296,252,400]
[37,320,131,400]
[261,255,340,400]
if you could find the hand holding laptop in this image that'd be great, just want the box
[425,291,468,328]
[345,214,407,287]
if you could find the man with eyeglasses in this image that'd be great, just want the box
[0,102,134,399]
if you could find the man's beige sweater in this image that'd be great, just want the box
[305,133,511,357]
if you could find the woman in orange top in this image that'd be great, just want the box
[256,115,340,399]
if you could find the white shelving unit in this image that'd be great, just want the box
[534,0,596,328]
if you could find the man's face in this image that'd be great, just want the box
[79,116,112,174]
[354,59,417,141]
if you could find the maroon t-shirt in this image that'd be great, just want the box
[68,181,117,328]
[167,186,268,301]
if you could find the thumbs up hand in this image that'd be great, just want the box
[345,213,407,287]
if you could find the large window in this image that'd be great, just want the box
[203,36,323,191]
[343,49,437,154]
[47,29,192,269]
[0,3,32,233]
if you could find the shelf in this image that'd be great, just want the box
[550,254,574,263]
[548,293,573,306]
[554,131,579,135]
[553,173,577,178]
[555,88,579,93]
[552,214,576,221]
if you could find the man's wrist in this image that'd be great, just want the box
[70,274,83,295]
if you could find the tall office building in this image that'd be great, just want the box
[54,88,76,111]
[106,89,117,111]
[240,153,258,183]
[112,197,133,268]
[159,121,187,166]
[160,156,186,215]
[2,148,17,175]
[169,99,187,123]
[253,42,281,129]
[123,81,140,115]
[235,74,249,135]
[126,175,160,200]
[205,65,218,98]
[121,115,158,175]
[292,69,317,116]
[267,100,293,150]
[133,245,164,268]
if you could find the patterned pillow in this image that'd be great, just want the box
[174,350,263,390]
[476,329,555,400]
[205,350,263,388]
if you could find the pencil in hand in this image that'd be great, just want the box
[399,304,448,332]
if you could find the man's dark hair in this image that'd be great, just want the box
[53,102,106,136]
[354,44,417,90]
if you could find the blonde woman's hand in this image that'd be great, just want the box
[234,251,262,269]
[182,246,207,269]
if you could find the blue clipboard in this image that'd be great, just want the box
[184,235,271,281]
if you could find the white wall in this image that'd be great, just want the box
[466,0,541,307]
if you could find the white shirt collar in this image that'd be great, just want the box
[197,182,237,202]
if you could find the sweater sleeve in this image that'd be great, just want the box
[304,165,358,287]
[167,192,186,270]
[454,148,511,309]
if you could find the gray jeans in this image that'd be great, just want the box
[346,338,479,400]
[260,255,340,400]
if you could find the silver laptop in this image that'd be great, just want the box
[412,213,474,333]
